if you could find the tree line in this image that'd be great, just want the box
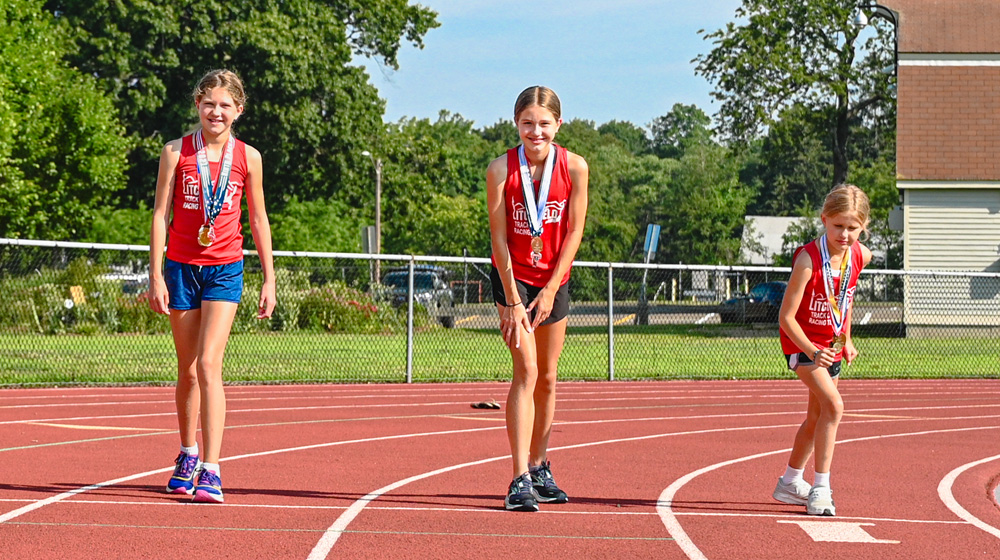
[0,0,899,268]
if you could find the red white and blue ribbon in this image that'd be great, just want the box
[194,130,235,228]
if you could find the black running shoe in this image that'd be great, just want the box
[504,473,539,512]
[529,460,569,503]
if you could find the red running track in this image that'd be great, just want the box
[0,380,998,559]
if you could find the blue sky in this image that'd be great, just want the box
[353,0,745,130]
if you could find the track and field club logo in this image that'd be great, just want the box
[512,199,567,226]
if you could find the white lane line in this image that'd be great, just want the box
[309,420,850,558]
[4,393,997,426]
[694,314,714,325]
[937,454,1000,539]
[25,422,166,431]
[657,425,1000,560]
[0,425,503,524]
[0,497,974,525]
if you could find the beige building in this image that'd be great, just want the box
[885,0,1000,326]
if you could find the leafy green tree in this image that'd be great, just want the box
[46,0,439,208]
[742,103,834,216]
[658,143,751,265]
[268,197,364,253]
[378,112,495,256]
[695,0,895,185]
[480,119,520,147]
[89,204,153,246]
[0,0,128,240]
[649,103,712,160]
[597,120,650,156]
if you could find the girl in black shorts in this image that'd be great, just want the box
[485,86,589,511]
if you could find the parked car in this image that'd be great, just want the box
[718,281,787,324]
[381,266,455,328]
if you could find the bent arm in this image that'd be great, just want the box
[778,251,819,357]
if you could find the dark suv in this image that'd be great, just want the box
[381,266,455,328]
[718,281,787,324]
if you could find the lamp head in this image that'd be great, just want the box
[854,11,869,27]
[362,150,371,157]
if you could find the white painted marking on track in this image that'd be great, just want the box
[25,422,166,431]
[695,313,714,325]
[776,520,899,543]
[0,425,504,524]
[657,425,1000,560]
[858,312,872,325]
[937,453,1000,539]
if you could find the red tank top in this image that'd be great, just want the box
[491,144,573,287]
[779,240,866,358]
[166,133,248,265]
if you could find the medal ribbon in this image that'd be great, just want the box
[517,144,556,237]
[819,234,852,336]
[194,130,235,228]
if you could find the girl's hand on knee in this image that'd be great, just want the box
[500,303,532,349]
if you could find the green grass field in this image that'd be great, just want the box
[2,324,996,386]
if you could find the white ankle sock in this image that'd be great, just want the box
[781,466,805,485]
[813,472,830,487]
[201,463,220,475]
[181,444,199,457]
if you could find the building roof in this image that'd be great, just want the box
[739,216,802,265]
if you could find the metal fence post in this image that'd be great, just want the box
[406,257,415,383]
[608,263,615,381]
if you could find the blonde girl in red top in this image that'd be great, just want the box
[149,69,275,503]
[773,184,872,516]
[487,86,589,511]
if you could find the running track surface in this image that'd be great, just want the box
[1,380,998,559]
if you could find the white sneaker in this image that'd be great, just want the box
[772,477,811,505]
[807,485,836,516]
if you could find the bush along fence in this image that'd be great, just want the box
[2,238,1000,386]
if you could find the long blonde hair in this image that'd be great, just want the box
[822,183,871,240]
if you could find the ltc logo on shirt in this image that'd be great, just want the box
[180,173,241,211]
[511,199,567,236]
[806,287,857,327]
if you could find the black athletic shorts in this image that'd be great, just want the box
[490,267,570,326]
[785,352,842,378]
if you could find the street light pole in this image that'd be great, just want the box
[856,1,899,77]
[362,150,383,282]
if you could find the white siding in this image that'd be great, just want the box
[903,187,1000,325]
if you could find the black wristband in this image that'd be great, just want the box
[507,301,522,307]
[812,349,821,362]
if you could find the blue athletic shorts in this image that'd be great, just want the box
[785,352,842,378]
[165,258,244,310]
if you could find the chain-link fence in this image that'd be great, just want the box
[2,238,999,386]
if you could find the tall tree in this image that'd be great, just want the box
[649,103,712,160]
[46,0,439,207]
[597,120,650,156]
[694,0,895,185]
[0,0,128,240]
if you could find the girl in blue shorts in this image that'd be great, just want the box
[149,69,275,503]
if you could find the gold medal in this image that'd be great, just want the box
[831,333,847,351]
[197,225,214,247]
[531,236,543,254]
